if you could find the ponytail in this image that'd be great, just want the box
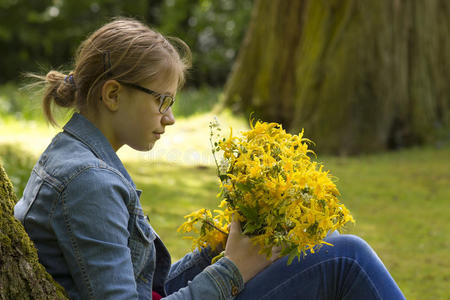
[25,70,77,126]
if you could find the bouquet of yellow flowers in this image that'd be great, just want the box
[178,118,354,264]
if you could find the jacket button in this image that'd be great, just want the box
[231,285,239,296]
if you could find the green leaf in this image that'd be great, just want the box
[242,222,260,235]
[219,174,229,181]
[239,205,259,221]
[306,221,318,236]
[286,247,301,265]
[236,181,252,192]
[287,253,296,265]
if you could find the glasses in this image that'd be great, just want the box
[119,81,175,114]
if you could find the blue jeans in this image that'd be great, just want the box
[167,233,406,300]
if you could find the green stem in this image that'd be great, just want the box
[204,219,228,236]
[209,127,221,178]
[211,251,225,264]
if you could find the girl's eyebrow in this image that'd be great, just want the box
[162,89,176,97]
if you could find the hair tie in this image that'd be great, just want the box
[64,74,75,86]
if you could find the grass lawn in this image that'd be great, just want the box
[0,111,448,300]
[126,145,449,300]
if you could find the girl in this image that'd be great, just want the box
[14,18,405,300]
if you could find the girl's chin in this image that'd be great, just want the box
[130,141,155,152]
[144,142,156,151]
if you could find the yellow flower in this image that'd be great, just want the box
[179,118,354,263]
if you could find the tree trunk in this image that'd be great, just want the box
[0,164,68,299]
[224,0,449,155]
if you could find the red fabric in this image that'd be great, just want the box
[152,291,162,300]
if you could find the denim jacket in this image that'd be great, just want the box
[14,113,243,300]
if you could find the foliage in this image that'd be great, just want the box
[172,87,222,118]
[0,0,149,83]
[158,0,252,86]
[178,118,354,263]
[0,144,36,197]
[0,83,44,121]
[0,0,252,87]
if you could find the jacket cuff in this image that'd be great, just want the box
[204,257,244,298]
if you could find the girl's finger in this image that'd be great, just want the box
[229,214,242,234]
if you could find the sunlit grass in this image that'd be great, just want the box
[0,86,248,165]
[2,139,448,299]
[122,144,450,300]
[320,147,450,300]
[117,109,249,164]
[0,84,448,299]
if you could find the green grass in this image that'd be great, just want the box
[320,147,450,300]
[0,83,448,299]
[123,145,449,300]
[1,136,448,300]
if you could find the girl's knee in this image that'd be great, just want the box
[327,234,378,260]
[342,234,370,248]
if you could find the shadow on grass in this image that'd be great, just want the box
[123,160,221,260]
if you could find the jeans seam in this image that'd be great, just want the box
[343,258,383,300]
[259,258,337,300]
[258,257,382,300]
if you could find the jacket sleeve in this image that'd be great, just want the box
[51,167,138,300]
[165,247,218,293]
[165,256,244,300]
[165,247,244,299]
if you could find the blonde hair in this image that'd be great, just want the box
[29,17,191,126]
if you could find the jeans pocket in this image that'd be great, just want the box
[129,213,156,277]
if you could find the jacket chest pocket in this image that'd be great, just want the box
[14,169,44,224]
[129,212,156,278]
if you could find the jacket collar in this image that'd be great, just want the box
[63,112,135,188]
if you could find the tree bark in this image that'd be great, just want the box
[0,164,68,299]
[224,0,449,154]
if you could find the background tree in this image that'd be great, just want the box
[224,0,450,154]
[0,0,149,83]
[0,0,252,87]
[0,163,68,299]
[158,0,252,86]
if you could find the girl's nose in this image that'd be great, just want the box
[161,108,175,125]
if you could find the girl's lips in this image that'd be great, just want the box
[153,132,163,139]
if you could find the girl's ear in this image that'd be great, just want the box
[101,80,121,112]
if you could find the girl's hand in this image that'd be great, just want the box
[224,216,280,283]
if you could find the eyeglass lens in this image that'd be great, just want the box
[160,96,174,113]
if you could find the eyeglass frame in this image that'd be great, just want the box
[117,81,175,114]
